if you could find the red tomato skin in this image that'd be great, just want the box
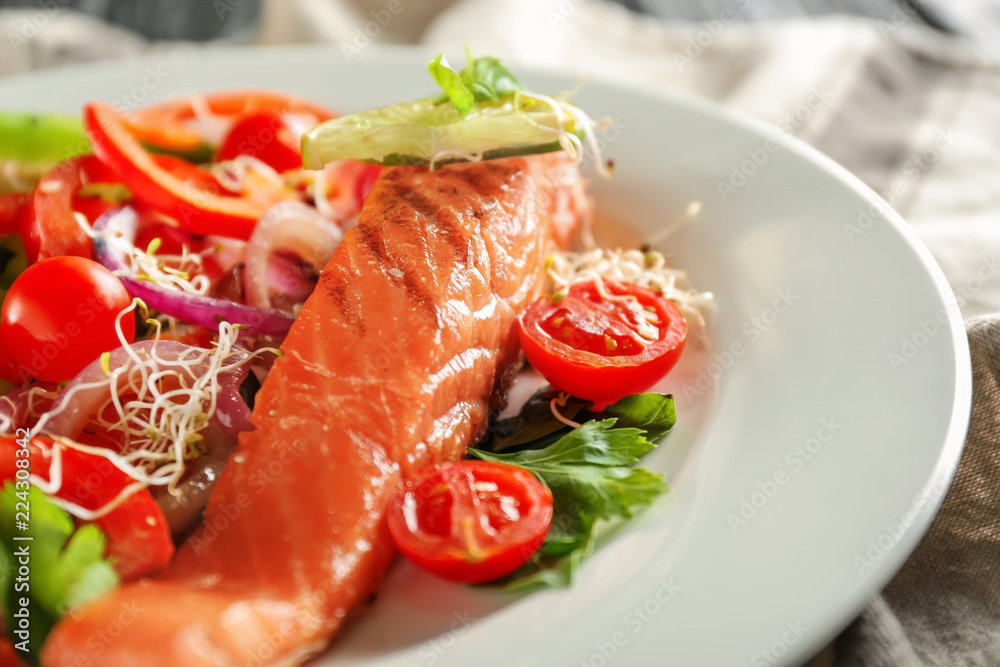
[0,436,174,581]
[387,460,553,584]
[84,102,277,240]
[519,282,687,404]
[1,257,135,382]
[217,111,303,173]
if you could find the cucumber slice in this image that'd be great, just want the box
[301,97,579,169]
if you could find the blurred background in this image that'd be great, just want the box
[0,0,998,70]
[0,0,999,45]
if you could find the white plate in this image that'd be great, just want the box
[0,46,971,666]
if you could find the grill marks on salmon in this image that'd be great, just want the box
[41,156,586,667]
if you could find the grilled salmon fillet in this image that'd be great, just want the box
[41,155,587,666]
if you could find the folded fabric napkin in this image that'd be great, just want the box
[2,2,998,663]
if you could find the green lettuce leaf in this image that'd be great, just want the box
[0,484,119,662]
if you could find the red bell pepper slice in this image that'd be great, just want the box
[21,156,93,264]
[124,90,336,154]
[0,193,28,237]
[150,153,237,198]
[217,110,304,173]
[0,436,174,581]
[85,102,289,240]
[19,156,118,264]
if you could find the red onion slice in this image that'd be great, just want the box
[93,206,296,336]
[243,200,342,310]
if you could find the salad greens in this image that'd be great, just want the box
[0,484,118,661]
[471,391,675,591]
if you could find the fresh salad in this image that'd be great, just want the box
[0,51,711,664]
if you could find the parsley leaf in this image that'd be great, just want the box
[470,393,675,591]
[428,49,523,116]
[0,484,119,661]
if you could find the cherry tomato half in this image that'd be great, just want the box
[387,460,553,584]
[519,280,687,404]
[1,256,135,382]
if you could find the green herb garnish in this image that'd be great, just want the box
[470,391,675,590]
[428,47,523,116]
